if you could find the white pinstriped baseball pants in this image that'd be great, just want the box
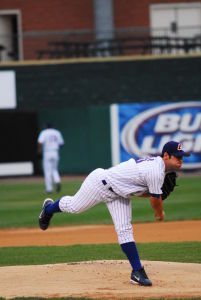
[59,168,134,244]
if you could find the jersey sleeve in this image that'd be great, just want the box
[37,131,44,144]
[145,167,164,195]
[58,132,64,146]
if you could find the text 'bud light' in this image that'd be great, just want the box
[119,102,201,170]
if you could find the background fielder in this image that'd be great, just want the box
[37,122,64,194]
[39,141,190,286]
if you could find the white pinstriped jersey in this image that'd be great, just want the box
[38,128,64,155]
[59,156,166,245]
[104,157,165,198]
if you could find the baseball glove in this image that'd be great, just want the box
[161,172,177,201]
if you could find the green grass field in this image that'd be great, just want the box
[0,175,201,266]
[0,242,201,266]
[0,176,201,228]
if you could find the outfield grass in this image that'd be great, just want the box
[0,176,200,228]
[0,242,200,266]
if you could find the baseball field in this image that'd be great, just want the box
[0,175,201,299]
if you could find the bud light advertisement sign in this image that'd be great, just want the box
[110,101,201,170]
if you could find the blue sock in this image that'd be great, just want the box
[120,241,142,271]
[46,199,61,215]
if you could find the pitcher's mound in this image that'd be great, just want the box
[1,260,201,299]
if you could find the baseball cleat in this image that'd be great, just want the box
[56,183,61,193]
[39,198,54,230]
[130,267,152,286]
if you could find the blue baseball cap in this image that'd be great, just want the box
[46,121,53,128]
[162,141,190,157]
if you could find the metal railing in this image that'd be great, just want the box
[1,27,201,61]
[36,35,201,59]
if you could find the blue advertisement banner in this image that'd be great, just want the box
[116,101,201,170]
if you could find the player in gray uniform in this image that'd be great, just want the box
[37,122,64,194]
[39,141,190,286]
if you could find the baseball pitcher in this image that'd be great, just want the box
[39,141,190,286]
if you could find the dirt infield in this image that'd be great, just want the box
[0,220,201,247]
[1,260,201,299]
[1,220,201,299]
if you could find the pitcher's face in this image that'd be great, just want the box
[163,152,183,171]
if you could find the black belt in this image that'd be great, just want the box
[102,180,114,193]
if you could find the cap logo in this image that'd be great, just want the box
[177,143,182,151]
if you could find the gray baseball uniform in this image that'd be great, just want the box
[38,127,64,193]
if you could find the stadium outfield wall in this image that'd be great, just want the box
[0,54,201,174]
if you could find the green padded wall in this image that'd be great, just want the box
[1,56,201,110]
[38,105,111,174]
[1,55,201,174]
